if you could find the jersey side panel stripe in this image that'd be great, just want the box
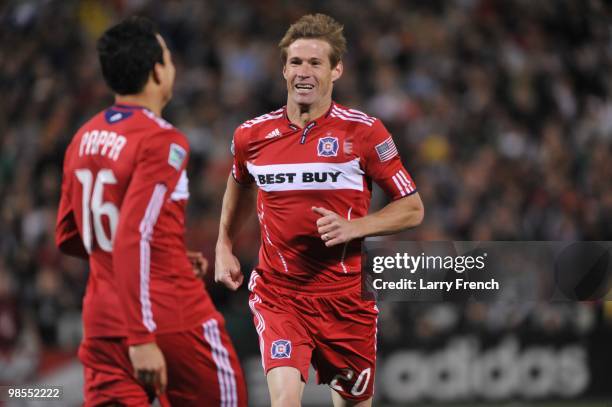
[138,183,168,332]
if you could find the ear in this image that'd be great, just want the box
[331,61,343,82]
[152,62,162,86]
[282,63,288,81]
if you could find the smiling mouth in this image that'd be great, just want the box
[295,83,314,91]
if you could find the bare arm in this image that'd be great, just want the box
[215,175,257,290]
[313,192,424,247]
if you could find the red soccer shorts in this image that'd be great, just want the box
[78,315,247,406]
[248,270,379,402]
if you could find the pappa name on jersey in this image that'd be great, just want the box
[79,130,127,161]
[256,171,341,185]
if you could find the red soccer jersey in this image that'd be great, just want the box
[56,104,215,344]
[233,102,417,293]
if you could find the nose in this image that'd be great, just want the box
[296,64,312,78]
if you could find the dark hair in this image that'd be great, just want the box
[96,16,163,95]
[279,14,346,68]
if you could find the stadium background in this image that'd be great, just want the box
[1,0,611,405]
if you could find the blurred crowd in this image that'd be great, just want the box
[1,0,611,384]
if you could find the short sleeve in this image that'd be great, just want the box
[231,127,254,184]
[361,119,417,200]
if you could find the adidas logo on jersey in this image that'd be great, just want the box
[265,128,281,139]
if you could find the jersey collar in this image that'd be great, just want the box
[281,102,337,144]
[282,101,335,131]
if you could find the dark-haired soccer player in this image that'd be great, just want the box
[215,13,424,407]
[56,17,246,406]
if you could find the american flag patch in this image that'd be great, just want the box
[375,137,398,162]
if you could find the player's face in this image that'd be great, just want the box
[283,39,343,109]
[156,34,176,103]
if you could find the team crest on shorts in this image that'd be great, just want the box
[317,137,339,157]
[271,339,292,359]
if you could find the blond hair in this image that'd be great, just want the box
[279,13,347,67]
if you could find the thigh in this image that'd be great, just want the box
[312,293,379,402]
[267,366,305,405]
[249,272,314,382]
[78,338,150,407]
[157,317,248,407]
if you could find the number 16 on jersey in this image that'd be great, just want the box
[75,168,119,253]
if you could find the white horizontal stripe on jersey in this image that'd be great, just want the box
[246,158,364,192]
[334,106,375,124]
[347,107,375,118]
[240,109,284,128]
[330,107,375,127]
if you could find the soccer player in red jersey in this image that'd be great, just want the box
[55,17,246,406]
[215,13,424,407]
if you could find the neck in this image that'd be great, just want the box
[286,98,332,127]
[115,93,164,117]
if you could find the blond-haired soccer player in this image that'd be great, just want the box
[216,14,423,407]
